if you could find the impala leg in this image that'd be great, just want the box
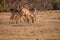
[34,14,36,21]
[9,16,14,24]
[23,15,27,22]
[29,15,35,23]
[15,15,19,24]
[22,15,29,23]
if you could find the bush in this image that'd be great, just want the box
[0,0,4,11]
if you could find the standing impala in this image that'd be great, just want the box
[22,7,36,23]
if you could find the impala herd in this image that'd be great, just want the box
[9,6,36,24]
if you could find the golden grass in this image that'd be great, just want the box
[0,10,60,40]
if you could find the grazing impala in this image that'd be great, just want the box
[22,7,36,23]
[9,4,36,24]
[9,8,25,24]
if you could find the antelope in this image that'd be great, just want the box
[9,4,36,24]
[22,7,36,23]
[9,8,25,24]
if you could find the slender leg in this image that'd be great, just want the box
[9,16,14,24]
[23,15,27,22]
[26,17,29,23]
[34,14,36,21]
[15,15,19,24]
[24,15,29,23]
[29,15,34,23]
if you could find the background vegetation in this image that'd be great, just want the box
[0,0,60,11]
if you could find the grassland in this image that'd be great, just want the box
[0,10,60,40]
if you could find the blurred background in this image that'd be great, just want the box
[0,0,60,12]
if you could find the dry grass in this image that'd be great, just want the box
[0,11,60,40]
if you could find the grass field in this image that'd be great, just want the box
[0,10,60,40]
